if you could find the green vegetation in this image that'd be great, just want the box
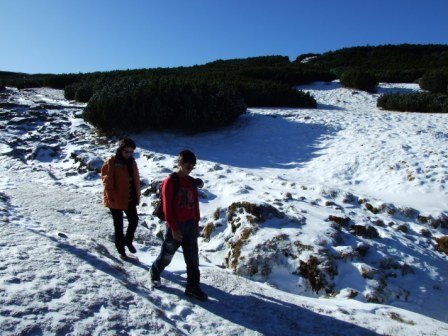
[436,236,448,255]
[2,44,448,132]
[0,71,80,90]
[377,92,448,113]
[1,56,326,133]
[83,77,246,133]
[302,44,448,83]
[376,66,448,113]
[340,70,378,93]
[419,69,448,94]
[304,44,448,113]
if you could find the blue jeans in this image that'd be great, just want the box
[151,220,200,287]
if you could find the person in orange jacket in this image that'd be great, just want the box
[101,138,141,260]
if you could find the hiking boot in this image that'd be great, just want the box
[151,279,162,288]
[117,246,128,260]
[185,285,208,301]
[126,242,137,254]
[150,267,162,288]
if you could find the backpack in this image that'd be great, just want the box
[153,173,202,221]
[153,172,179,221]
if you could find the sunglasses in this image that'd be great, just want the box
[123,149,134,154]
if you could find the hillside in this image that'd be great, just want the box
[300,44,448,82]
[0,81,447,335]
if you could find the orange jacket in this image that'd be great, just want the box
[101,156,141,209]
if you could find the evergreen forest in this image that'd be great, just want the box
[1,44,447,133]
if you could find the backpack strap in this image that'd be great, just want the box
[169,173,199,202]
[188,176,197,188]
[170,172,180,196]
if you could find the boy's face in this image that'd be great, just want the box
[179,160,195,176]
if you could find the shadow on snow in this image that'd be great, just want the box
[163,271,380,336]
[137,113,336,170]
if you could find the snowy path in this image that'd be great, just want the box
[1,173,386,336]
[1,84,448,335]
[0,158,381,335]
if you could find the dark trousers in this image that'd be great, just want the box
[110,204,138,254]
[151,220,200,287]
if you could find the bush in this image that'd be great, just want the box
[435,236,448,255]
[10,78,45,89]
[419,69,448,93]
[372,69,424,84]
[377,92,448,113]
[44,74,79,89]
[340,70,378,93]
[238,81,317,108]
[64,84,77,100]
[74,84,93,103]
[83,77,246,133]
[305,44,448,84]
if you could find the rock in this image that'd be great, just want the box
[73,152,104,172]
[0,143,13,155]
[30,143,61,160]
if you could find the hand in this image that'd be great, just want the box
[195,178,204,188]
[172,230,183,242]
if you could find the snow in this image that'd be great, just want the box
[1,82,447,335]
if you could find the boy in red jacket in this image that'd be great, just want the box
[150,150,207,301]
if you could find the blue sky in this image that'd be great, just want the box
[1,0,447,74]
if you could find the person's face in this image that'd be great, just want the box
[179,160,195,176]
[121,146,134,159]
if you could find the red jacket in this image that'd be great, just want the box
[101,156,140,209]
[162,174,200,231]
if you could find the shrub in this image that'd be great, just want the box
[11,78,45,89]
[328,215,351,228]
[340,70,378,93]
[372,69,425,84]
[299,256,327,293]
[64,84,77,100]
[377,92,448,113]
[62,56,321,110]
[304,44,448,84]
[227,201,282,224]
[83,77,246,133]
[74,84,93,103]
[351,225,380,238]
[419,69,448,93]
[435,236,448,255]
[201,222,215,241]
[44,74,79,89]
[238,81,317,108]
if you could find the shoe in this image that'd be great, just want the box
[185,285,208,301]
[119,253,128,261]
[126,242,137,254]
[151,279,162,288]
[117,246,128,260]
[150,267,162,288]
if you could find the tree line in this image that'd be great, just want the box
[1,44,447,133]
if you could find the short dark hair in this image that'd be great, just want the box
[116,137,136,156]
[179,149,196,165]
[118,137,136,150]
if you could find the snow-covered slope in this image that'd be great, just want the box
[1,82,447,335]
